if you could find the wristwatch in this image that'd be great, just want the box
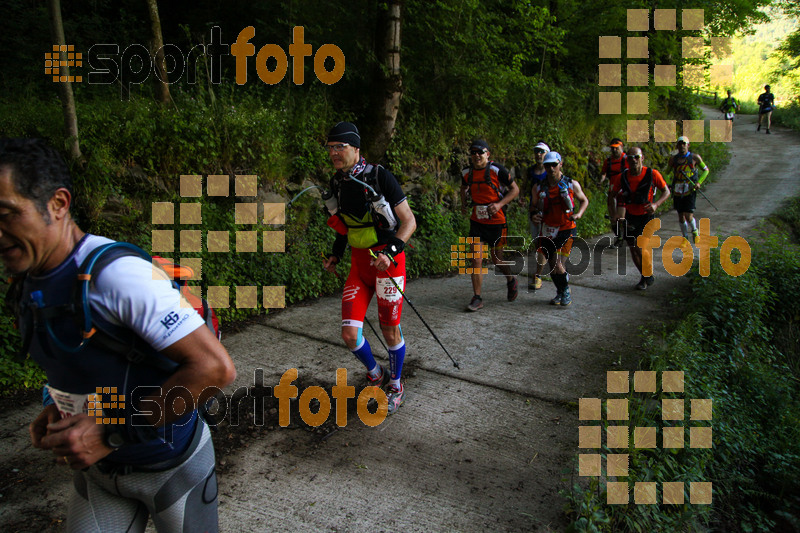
[104,426,126,449]
[384,242,402,257]
[381,237,405,258]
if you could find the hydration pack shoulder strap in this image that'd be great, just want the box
[468,162,504,199]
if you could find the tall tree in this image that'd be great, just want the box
[366,0,403,161]
[47,0,82,162]
[146,0,172,105]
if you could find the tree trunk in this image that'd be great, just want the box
[366,0,403,161]
[47,0,82,163]
[146,0,172,105]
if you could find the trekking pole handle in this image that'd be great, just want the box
[369,248,398,268]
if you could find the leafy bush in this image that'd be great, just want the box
[0,311,45,393]
[563,236,800,532]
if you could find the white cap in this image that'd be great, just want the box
[534,142,550,152]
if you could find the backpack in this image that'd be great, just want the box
[8,242,220,371]
[619,167,654,205]
[466,162,509,212]
[151,256,220,341]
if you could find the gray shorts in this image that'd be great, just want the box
[65,422,218,533]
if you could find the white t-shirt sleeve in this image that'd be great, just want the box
[88,256,206,351]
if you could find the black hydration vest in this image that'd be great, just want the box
[619,167,654,205]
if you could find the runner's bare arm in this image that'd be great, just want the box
[488,181,519,217]
[648,182,671,213]
[570,181,590,221]
[139,324,236,427]
[393,199,417,244]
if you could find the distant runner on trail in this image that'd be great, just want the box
[530,151,588,307]
[601,138,629,248]
[719,89,739,121]
[666,136,709,245]
[459,139,520,311]
[527,141,550,291]
[612,146,671,290]
[322,122,417,415]
[757,84,775,134]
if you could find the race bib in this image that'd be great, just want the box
[475,205,490,220]
[376,276,404,303]
[542,224,559,239]
[47,384,91,419]
[674,181,691,195]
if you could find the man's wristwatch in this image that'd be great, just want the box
[379,237,405,259]
[104,426,126,450]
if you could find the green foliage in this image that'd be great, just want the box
[709,8,799,123]
[563,232,800,531]
[0,313,45,392]
[773,101,800,131]
[405,194,468,279]
[773,195,800,240]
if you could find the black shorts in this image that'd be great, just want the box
[536,228,576,257]
[623,213,656,243]
[673,193,696,213]
[469,220,507,248]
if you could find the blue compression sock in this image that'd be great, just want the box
[388,339,406,384]
[352,336,378,373]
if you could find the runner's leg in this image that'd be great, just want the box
[66,471,148,533]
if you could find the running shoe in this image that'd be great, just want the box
[635,277,648,290]
[528,276,543,290]
[507,277,519,302]
[646,275,655,287]
[692,229,700,245]
[366,365,388,388]
[550,291,563,305]
[385,383,405,415]
[467,295,483,311]
[757,125,761,132]
[766,129,771,134]
[613,236,625,248]
[560,287,572,307]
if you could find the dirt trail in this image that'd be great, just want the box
[1,107,798,532]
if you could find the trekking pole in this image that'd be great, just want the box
[687,177,719,211]
[364,316,390,356]
[368,250,460,369]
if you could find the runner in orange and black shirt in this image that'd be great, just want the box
[612,146,671,290]
[601,138,629,248]
[460,139,519,311]
[531,151,589,307]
